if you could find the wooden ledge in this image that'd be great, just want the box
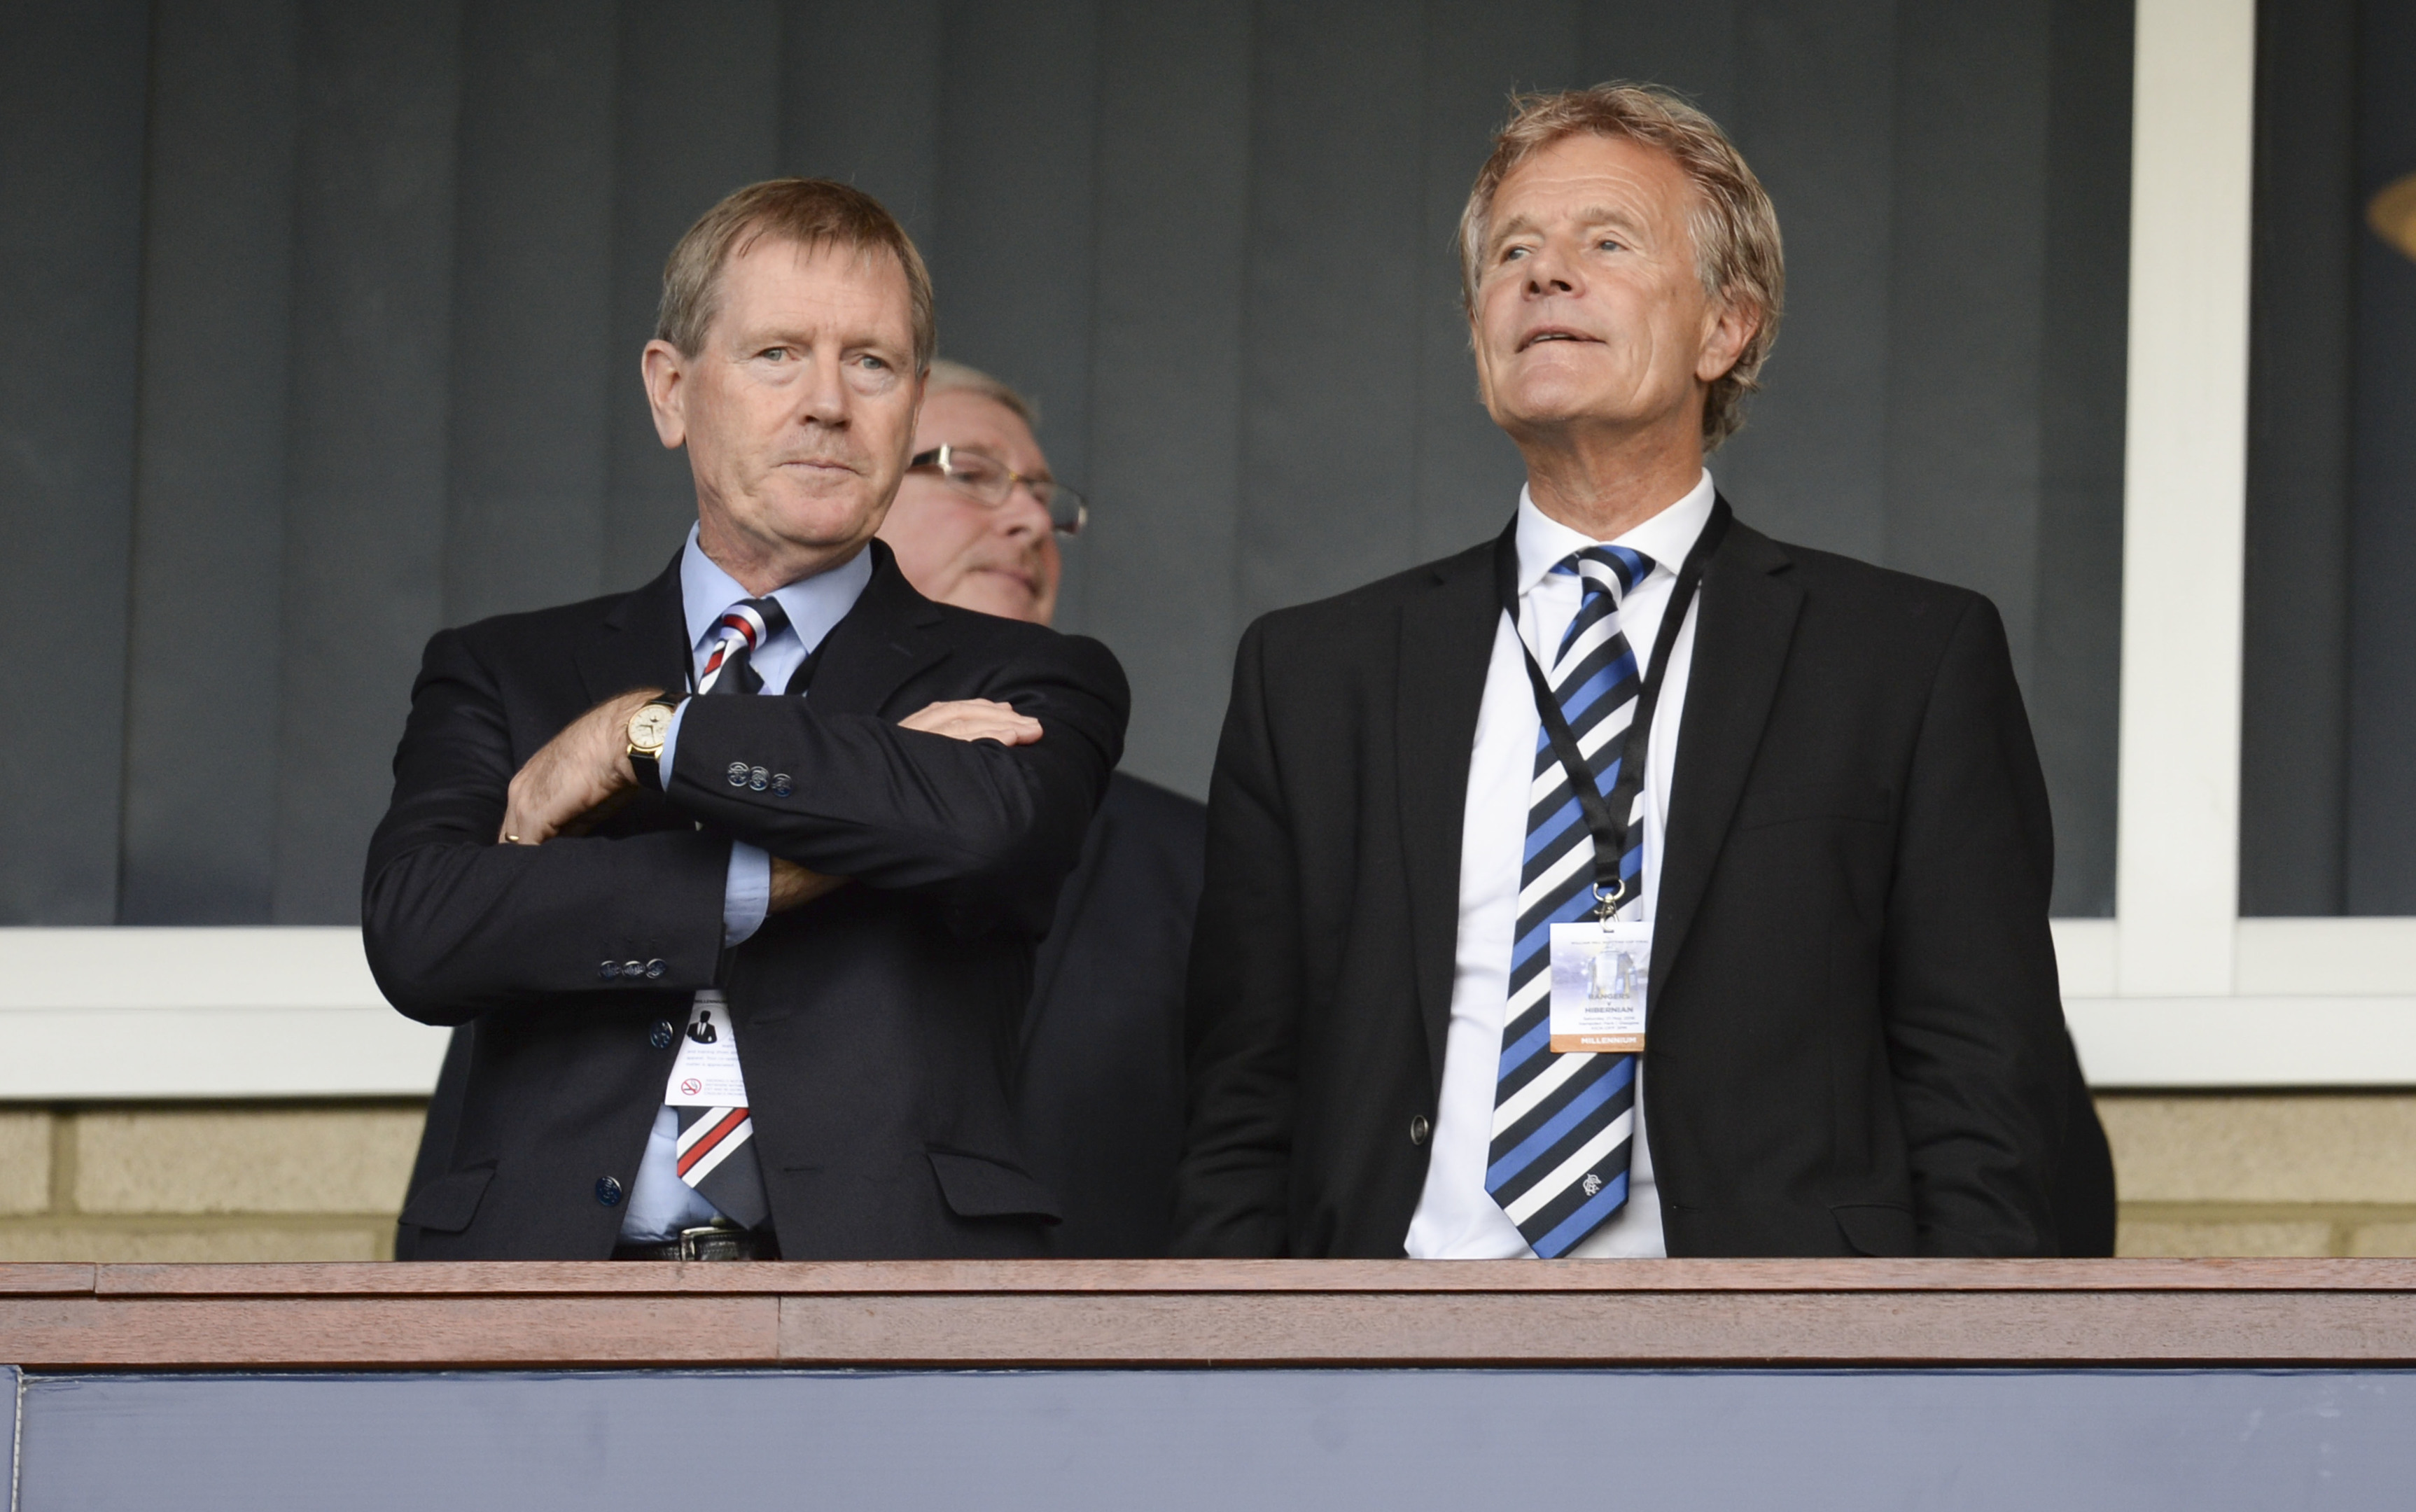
[3,1259,2412,1369]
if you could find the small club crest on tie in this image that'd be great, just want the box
[1582,1172,1603,1197]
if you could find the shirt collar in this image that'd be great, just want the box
[678,524,875,655]
[1513,469,1717,597]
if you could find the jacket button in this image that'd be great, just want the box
[595,1176,623,1207]
[622,960,643,979]
[1409,1114,1432,1147]
[727,762,749,788]
[599,960,620,981]
[649,1020,675,1049]
[644,958,666,979]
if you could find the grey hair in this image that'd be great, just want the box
[925,358,1040,430]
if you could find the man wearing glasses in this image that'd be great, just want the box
[884,360,1206,1258]
[374,178,1127,1262]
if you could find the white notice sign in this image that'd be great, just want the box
[662,989,750,1107]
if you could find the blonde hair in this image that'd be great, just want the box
[656,178,935,370]
[1458,84,1785,449]
[926,357,1040,430]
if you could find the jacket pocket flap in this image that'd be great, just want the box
[1830,1202,1916,1256]
[926,1150,1061,1223]
[399,1166,494,1234]
[1736,782,1892,832]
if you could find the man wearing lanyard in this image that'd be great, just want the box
[1172,85,2108,1259]
[369,178,1126,1261]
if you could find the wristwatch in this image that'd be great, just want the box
[625,694,686,791]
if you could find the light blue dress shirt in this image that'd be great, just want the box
[620,526,875,1242]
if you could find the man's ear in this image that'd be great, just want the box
[1695,296,1759,384]
[641,339,688,449]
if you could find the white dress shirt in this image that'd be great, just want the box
[620,526,873,1242]
[1403,471,1715,1260]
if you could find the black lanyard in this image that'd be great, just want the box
[1491,497,1730,918]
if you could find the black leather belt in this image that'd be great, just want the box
[610,1224,779,1262]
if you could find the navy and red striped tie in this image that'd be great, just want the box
[672,594,791,1229]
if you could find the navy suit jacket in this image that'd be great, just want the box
[372,541,1128,1260]
[399,769,1208,1260]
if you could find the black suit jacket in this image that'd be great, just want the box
[399,769,1206,1261]
[369,540,1127,1261]
[1172,503,2105,1259]
[1017,772,1206,1257]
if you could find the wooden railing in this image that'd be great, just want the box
[6,1258,2415,1369]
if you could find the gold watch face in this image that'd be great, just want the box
[627,701,675,753]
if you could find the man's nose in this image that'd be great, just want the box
[1524,239,1579,295]
[795,354,851,424]
[995,479,1053,540]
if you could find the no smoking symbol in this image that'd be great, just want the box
[680,1078,702,1096]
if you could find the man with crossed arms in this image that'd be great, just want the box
[372,179,1126,1261]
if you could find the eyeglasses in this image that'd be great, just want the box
[908,445,1088,536]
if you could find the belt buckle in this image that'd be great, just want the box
[676,1222,748,1262]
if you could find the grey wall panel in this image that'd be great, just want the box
[780,0,944,252]
[1708,0,1896,564]
[18,1367,2416,1510]
[1584,1,1739,122]
[0,2,2137,916]
[601,0,781,592]
[1236,0,1427,624]
[2030,0,2132,919]
[1411,0,1581,561]
[930,0,1101,631]
[1883,0,2051,684]
[2240,0,2353,916]
[442,0,619,627]
[270,1,463,923]
[118,0,299,925]
[2346,0,2416,913]
[1083,0,1254,796]
[0,1,150,924]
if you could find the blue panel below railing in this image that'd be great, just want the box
[11,1366,2416,1511]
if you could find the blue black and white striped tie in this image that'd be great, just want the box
[1487,544,1656,1258]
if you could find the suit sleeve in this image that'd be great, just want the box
[663,632,1128,939]
[1885,596,2078,1256]
[1168,621,1301,1256]
[362,628,732,1026]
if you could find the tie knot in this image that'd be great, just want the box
[1551,545,1656,600]
[713,595,790,650]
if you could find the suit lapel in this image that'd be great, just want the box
[799,539,950,716]
[1651,507,1803,1001]
[573,552,690,707]
[1395,535,1506,1095]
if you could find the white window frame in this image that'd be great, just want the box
[1,0,2406,1099]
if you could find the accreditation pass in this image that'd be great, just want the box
[1548,920,1651,1054]
[664,989,750,1107]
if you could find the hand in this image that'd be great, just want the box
[769,856,849,913]
[898,698,1042,746]
[498,689,659,846]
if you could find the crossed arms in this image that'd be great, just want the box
[363,624,1127,1026]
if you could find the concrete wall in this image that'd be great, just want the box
[0,1104,419,1261]
[4,1096,2412,1260]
